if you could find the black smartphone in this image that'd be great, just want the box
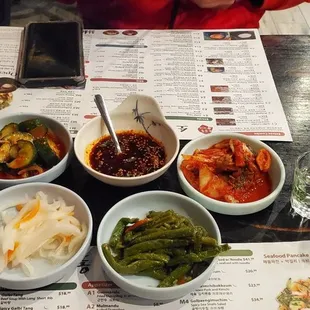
[17,21,85,88]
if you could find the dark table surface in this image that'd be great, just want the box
[55,35,310,246]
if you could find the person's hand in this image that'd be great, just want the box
[189,0,235,9]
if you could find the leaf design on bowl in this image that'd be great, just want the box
[132,100,161,138]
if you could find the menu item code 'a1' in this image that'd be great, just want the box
[0,27,292,141]
[0,241,309,310]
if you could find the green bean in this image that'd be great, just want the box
[193,227,203,253]
[124,239,190,257]
[109,217,138,249]
[171,248,187,256]
[153,249,173,256]
[219,244,230,252]
[138,268,167,281]
[102,244,164,274]
[147,210,159,218]
[167,244,231,266]
[178,216,194,227]
[169,219,183,229]
[158,265,192,288]
[147,211,192,228]
[151,215,178,228]
[119,253,170,265]
[146,211,178,227]
[131,227,195,244]
[169,253,201,266]
[195,226,208,237]
[129,227,167,240]
[201,236,218,246]
[147,210,175,219]
[123,230,134,243]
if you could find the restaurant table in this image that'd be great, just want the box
[53,35,310,246]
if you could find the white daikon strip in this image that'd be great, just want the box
[0,191,87,276]
[1,210,15,225]
[2,224,16,253]
[20,259,34,277]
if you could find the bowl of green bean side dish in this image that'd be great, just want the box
[96,191,230,301]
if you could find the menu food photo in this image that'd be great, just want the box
[0,24,307,310]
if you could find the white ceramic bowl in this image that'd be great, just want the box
[177,132,286,216]
[0,182,93,290]
[74,94,179,187]
[97,191,221,301]
[0,113,73,189]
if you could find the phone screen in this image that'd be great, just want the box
[22,22,81,79]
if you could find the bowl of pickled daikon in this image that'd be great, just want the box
[0,182,92,290]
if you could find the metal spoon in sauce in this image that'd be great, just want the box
[94,94,122,154]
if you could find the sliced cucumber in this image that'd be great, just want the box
[34,138,60,167]
[3,132,34,144]
[47,136,62,158]
[0,142,11,163]
[29,124,48,138]
[6,140,37,169]
[19,119,43,132]
[0,123,19,139]
[9,144,19,159]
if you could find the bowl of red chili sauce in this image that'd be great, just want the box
[177,133,285,215]
[74,94,179,187]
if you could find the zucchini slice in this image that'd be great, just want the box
[0,142,11,163]
[9,144,19,159]
[3,132,34,144]
[34,138,61,167]
[19,119,43,132]
[6,140,37,169]
[0,123,19,139]
[29,124,48,138]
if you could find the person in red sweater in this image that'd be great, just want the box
[60,0,310,29]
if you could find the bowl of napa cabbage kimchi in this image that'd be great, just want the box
[177,133,285,215]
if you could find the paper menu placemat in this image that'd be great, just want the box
[0,241,309,309]
[0,27,292,141]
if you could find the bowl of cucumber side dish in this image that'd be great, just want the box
[97,191,230,301]
[0,113,73,188]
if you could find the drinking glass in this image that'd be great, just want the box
[291,151,310,219]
